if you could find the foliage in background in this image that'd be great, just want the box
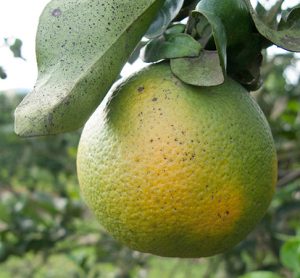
[0,38,23,79]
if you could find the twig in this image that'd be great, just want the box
[277,169,300,187]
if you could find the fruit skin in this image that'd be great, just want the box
[77,63,277,258]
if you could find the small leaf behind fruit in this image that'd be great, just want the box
[170,51,224,86]
[14,0,164,136]
[141,33,202,63]
[145,0,185,39]
[244,0,300,52]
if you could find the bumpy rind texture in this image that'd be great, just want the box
[77,63,277,258]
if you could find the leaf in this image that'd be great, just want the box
[14,0,164,137]
[141,33,202,63]
[9,38,23,59]
[227,34,264,91]
[280,238,300,272]
[170,50,224,86]
[255,2,267,18]
[127,41,148,65]
[196,0,252,47]
[0,67,7,79]
[164,23,186,35]
[243,0,300,52]
[191,9,227,74]
[279,5,300,30]
[145,0,185,39]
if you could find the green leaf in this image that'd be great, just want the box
[243,0,300,52]
[14,0,164,137]
[170,50,224,86]
[0,67,7,79]
[127,41,148,65]
[196,0,252,47]
[141,33,202,63]
[164,23,186,36]
[145,0,185,39]
[279,5,300,30]
[227,34,263,91]
[239,271,282,278]
[191,9,227,74]
[280,238,300,272]
[9,38,23,59]
[255,2,267,18]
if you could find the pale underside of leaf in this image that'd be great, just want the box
[170,51,224,87]
[244,0,300,52]
[15,0,164,137]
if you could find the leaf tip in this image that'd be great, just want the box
[14,101,46,137]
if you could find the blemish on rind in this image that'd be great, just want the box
[52,8,62,17]
[137,86,144,93]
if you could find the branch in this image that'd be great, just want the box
[277,170,300,187]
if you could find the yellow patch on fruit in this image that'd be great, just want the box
[77,63,277,258]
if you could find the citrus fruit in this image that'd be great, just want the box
[77,63,277,258]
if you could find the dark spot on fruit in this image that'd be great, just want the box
[152,97,158,102]
[150,139,153,143]
[137,86,144,92]
[226,211,229,215]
